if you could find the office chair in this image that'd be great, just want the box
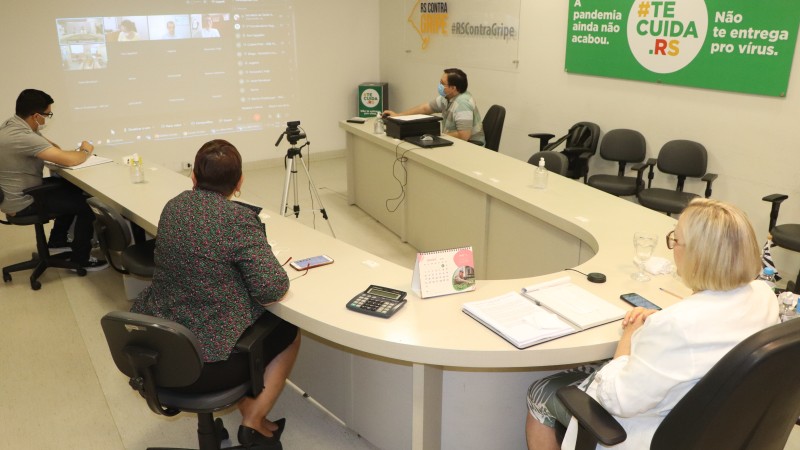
[1,182,86,290]
[556,318,800,450]
[86,197,156,278]
[762,193,800,293]
[587,129,647,197]
[529,121,600,182]
[527,151,569,176]
[101,310,284,450]
[634,140,717,216]
[482,104,506,152]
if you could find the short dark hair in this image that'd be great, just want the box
[193,139,242,196]
[16,89,54,118]
[444,68,468,93]
[120,20,137,32]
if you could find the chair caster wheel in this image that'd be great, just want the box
[76,268,87,277]
[31,280,41,290]
[3,272,10,282]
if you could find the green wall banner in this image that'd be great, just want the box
[566,0,800,97]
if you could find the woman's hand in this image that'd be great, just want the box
[614,307,658,358]
[622,306,658,329]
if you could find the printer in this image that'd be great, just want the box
[383,115,442,139]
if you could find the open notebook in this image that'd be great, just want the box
[462,277,625,349]
[49,154,113,170]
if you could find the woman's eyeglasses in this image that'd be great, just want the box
[666,230,680,250]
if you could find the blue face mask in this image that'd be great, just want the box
[438,82,446,97]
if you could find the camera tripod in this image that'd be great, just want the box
[276,139,335,237]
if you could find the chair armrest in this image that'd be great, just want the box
[701,173,718,198]
[234,312,282,396]
[556,386,627,449]
[632,158,656,191]
[528,133,555,151]
[763,193,789,232]
[763,193,789,204]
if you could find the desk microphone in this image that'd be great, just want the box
[565,268,606,283]
[587,272,606,283]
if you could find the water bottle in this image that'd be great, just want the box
[757,267,777,291]
[781,297,800,322]
[373,115,384,134]
[129,157,145,184]
[778,291,795,321]
[533,157,548,189]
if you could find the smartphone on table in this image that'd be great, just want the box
[620,292,661,310]
[289,254,334,271]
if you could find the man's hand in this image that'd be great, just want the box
[36,140,94,167]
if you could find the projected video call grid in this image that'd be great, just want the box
[53,6,296,148]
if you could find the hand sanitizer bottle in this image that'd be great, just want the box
[533,157,548,189]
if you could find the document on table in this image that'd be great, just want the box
[49,154,113,170]
[462,277,625,349]
[386,114,439,122]
[521,277,626,329]
[462,292,576,349]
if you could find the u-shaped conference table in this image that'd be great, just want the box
[58,122,684,449]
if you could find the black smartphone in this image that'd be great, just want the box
[620,292,662,310]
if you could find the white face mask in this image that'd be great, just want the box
[36,114,48,131]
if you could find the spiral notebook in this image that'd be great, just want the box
[411,246,476,298]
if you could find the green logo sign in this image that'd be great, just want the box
[566,0,800,96]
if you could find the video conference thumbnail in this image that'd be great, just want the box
[57,14,232,71]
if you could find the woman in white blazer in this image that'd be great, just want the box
[525,198,780,450]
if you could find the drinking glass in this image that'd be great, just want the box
[632,232,658,281]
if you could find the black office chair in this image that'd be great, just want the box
[556,319,800,450]
[587,129,647,197]
[762,193,800,293]
[527,151,569,176]
[529,122,601,182]
[482,104,506,152]
[87,197,156,278]
[1,182,86,290]
[634,140,717,216]
[101,310,284,450]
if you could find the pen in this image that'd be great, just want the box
[659,287,682,299]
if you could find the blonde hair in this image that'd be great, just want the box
[677,198,760,292]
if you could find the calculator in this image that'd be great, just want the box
[346,285,407,318]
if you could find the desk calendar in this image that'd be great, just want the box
[411,246,475,298]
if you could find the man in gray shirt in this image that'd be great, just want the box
[0,89,107,270]
[383,68,485,146]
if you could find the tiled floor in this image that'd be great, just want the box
[1,154,798,449]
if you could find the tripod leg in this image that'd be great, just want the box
[280,156,295,216]
[291,157,300,218]
[296,157,335,238]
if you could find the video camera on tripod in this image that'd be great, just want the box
[274,120,306,147]
[274,120,335,237]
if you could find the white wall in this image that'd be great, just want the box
[0,1,379,167]
[380,1,800,280]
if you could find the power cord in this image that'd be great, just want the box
[385,142,419,212]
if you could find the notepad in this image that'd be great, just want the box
[462,277,625,349]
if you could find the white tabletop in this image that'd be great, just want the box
[58,141,686,369]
